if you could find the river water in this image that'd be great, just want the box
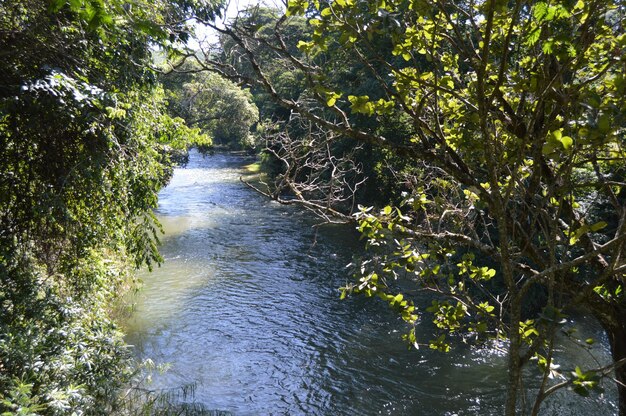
[125,149,617,415]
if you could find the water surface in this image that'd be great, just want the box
[125,149,617,415]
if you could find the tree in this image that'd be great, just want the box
[197,0,626,413]
[163,64,259,148]
[201,6,411,205]
[0,0,218,412]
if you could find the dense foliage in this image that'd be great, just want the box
[2,0,624,413]
[0,0,217,413]
[161,63,259,149]
[196,0,626,414]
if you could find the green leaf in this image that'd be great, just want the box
[544,129,573,155]
[526,28,541,46]
[440,76,454,89]
[324,91,341,107]
[286,0,309,16]
[542,40,554,54]
[558,135,573,149]
[574,366,584,377]
[533,2,548,20]
[598,113,611,132]
[568,225,588,245]
[69,0,83,11]
[590,221,608,232]
[348,95,375,115]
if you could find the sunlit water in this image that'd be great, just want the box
[125,149,617,415]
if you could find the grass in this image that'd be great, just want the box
[243,162,261,174]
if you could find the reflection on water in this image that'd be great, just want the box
[125,149,617,415]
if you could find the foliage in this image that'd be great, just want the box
[0,0,219,413]
[162,64,258,149]
[205,0,626,414]
[212,6,422,205]
[215,6,309,121]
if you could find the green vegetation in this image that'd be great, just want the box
[2,0,625,414]
[244,163,262,174]
[0,0,218,413]
[196,0,626,414]
[161,63,259,149]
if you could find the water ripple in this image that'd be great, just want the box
[125,149,617,416]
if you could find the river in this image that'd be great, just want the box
[125,149,617,415]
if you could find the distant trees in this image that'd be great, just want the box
[163,65,259,148]
[195,0,626,414]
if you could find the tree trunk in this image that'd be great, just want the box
[594,302,626,416]
[505,299,523,416]
[605,313,626,416]
[505,326,522,416]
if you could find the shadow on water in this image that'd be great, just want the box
[125,149,617,415]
